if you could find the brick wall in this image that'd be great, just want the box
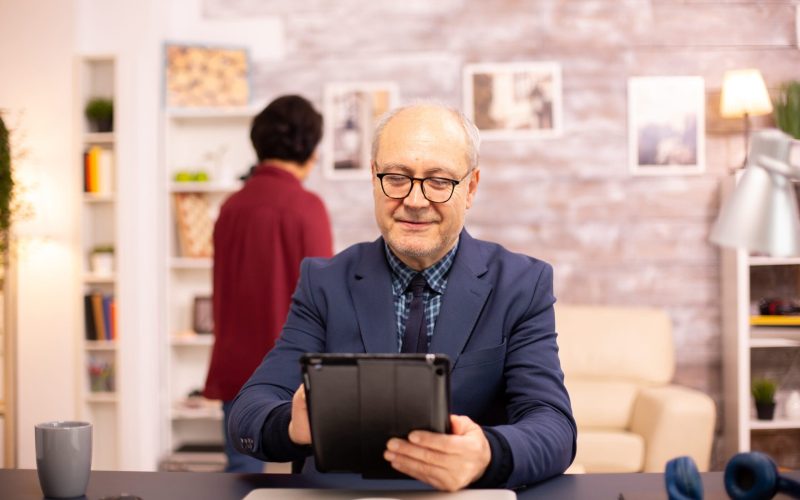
[205,0,800,466]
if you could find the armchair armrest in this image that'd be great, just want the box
[630,385,716,472]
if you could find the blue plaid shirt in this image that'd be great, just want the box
[384,239,459,352]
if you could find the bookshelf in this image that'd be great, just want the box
[76,56,119,470]
[161,107,255,466]
[719,175,800,469]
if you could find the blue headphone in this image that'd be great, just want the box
[665,452,800,500]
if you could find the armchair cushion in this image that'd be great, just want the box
[574,430,645,473]
[566,380,639,429]
[555,304,716,473]
[630,385,716,472]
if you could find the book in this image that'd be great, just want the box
[102,295,112,341]
[91,293,106,341]
[110,297,118,340]
[750,315,800,326]
[98,148,114,195]
[86,146,101,193]
[83,294,97,340]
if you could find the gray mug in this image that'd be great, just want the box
[35,421,92,498]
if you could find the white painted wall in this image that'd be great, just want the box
[1,0,286,469]
[0,0,79,468]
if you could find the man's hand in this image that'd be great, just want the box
[383,414,491,492]
[288,384,311,445]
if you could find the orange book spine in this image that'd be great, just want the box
[88,146,100,193]
[91,293,106,341]
[110,298,118,340]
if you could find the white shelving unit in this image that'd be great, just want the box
[76,56,120,470]
[161,107,255,464]
[720,176,800,467]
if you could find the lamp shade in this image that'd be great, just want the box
[710,129,800,257]
[720,69,773,118]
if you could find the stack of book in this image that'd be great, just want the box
[83,292,117,341]
[83,146,114,194]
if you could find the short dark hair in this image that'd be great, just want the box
[250,95,323,164]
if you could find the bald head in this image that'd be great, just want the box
[371,102,481,171]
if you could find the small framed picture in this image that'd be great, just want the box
[164,43,250,108]
[192,296,214,334]
[322,82,399,180]
[463,62,563,140]
[628,76,706,176]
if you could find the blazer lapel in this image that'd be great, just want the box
[351,238,398,353]
[429,231,492,367]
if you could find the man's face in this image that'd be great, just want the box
[372,107,480,270]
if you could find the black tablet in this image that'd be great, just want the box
[300,353,451,478]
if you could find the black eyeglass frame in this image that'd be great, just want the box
[375,171,472,203]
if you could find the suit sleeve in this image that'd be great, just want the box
[491,262,577,488]
[227,258,327,462]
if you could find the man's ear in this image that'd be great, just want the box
[465,168,480,209]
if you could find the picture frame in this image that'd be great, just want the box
[173,193,214,258]
[627,76,706,176]
[192,296,214,334]
[463,62,563,140]
[164,43,250,108]
[322,82,399,180]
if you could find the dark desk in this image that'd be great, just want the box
[0,468,777,499]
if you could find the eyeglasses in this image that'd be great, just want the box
[375,171,471,203]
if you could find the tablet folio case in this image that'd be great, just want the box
[301,354,451,478]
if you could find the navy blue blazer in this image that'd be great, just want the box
[229,230,576,487]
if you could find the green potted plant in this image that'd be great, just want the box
[89,244,115,276]
[84,97,114,133]
[773,80,800,140]
[0,114,12,264]
[752,377,777,420]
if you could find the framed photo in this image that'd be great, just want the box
[322,82,398,180]
[173,193,214,258]
[463,62,563,140]
[164,43,250,108]
[192,296,214,334]
[628,76,705,176]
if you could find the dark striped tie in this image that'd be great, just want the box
[401,273,428,353]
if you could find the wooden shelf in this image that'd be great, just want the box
[750,419,800,430]
[85,340,117,351]
[749,256,800,266]
[171,257,212,270]
[86,393,118,404]
[171,406,223,421]
[83,132,115,144]
[750,327,800,348]
[171,335,213,347]
[169,182,239,193]
[83,273,116,284]
[165,107,259,120]
[751,338,800,348]
[83,192,115,203]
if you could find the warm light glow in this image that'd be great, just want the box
[720,69,773,118]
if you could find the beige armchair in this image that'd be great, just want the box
[555,305,716,473]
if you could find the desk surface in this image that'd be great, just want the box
[0,468,781,499]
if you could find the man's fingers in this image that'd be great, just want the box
[387,438,450,464]
[383,450,454,492]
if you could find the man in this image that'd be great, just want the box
[229,102,576,489]
[204,95,333,472]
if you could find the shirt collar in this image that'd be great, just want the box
[384,238,459,295]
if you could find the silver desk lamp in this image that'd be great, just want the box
[710,129,800,257]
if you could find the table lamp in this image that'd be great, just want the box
[709,129,800,257]
[720,69,774,167]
